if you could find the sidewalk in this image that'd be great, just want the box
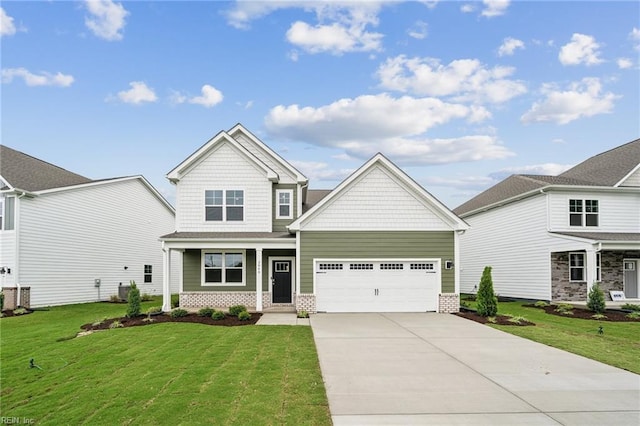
[256,313,310,326]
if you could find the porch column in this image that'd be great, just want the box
[256,248,263,312]
[162,244,172,312]
[586,248,597,295]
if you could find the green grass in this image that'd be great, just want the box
[0,299,331,425]
[464,299,640,374]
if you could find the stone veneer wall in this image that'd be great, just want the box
[439,293,459,313]
[1,287,31,310]
[180,291,273,311]
[296,294,316,313]
[600,250,639,299]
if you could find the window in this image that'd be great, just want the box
[596,253,601,282]
[205,190,243,222]
[276,190,293,219]
[144,265,153,283]
[0,197,3,230]
[319,263,343,270]
[0,196,15,231]
[569,199,598,227]
[203,252,244,285]
[411,263,434,270]
[380,263,404,270]
[350,263,373,270]
[569,253,585,281]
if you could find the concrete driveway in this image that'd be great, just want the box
[310,313,640,425]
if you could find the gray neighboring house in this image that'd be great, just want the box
[454,139,640,302]
[0,145,177,308]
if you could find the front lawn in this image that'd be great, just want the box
[461,299,640,374]
[0,300,331,425]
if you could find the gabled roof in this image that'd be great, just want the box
[289,153,468,231]
[454,138,640,217]
[559,138,640,186]
[167,125,293,183]
[0,145,92,192]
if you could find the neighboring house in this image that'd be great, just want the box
[454,139,640,302]
[160,124,468,313]
[0,145,177,308]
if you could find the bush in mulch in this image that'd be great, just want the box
[1,308,34,318]
[81,312,263,331]
[525,303,640,322]
[454,311,535,326]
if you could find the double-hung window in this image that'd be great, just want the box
[203,252,244,285]
[569,252,585,281]
[205,190,243,222]
[276,189,293,219]
[0,196,15,231]
[144,265,153,283]
[569,199,598,227]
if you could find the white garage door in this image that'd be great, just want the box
[315,260,440,312]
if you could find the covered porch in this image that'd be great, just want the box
[549,232,640,302]
[160,232,297,312]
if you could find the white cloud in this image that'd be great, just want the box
[1,7,16,36]
[1,68,74,87]
[617,58,633,69]
[630,27,640,50]
[521,78,619,125]
[498,37,524,56]
[423,174,496,190]
[290,160,354,182]
[265,93,513,165]
[481,0,510,17]
[558,33,603,66]
[115,81,157,104]
[489,163,573,180]
[376,55,527,104]
[460,4,475,13]
[286,20,383,54]
[407,20,428,40]
[84,0,129,41]
[189,84,223,107]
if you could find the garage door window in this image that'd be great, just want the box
[319,263,343,270]
[350,263,373,270]
[380,263,404,270]
[410,263,434,270]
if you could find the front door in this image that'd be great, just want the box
[272,261,292,303]
[624,260,638,299]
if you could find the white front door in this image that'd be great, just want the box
[315,260,440,312]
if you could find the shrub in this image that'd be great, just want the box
[534,300,549,308]
[212,310,226,320]
[142,317,155,323]
[507,315,528,325]
[0,291,4,310]
[198,307,215,317]
[140,293,154,302]
[146,306,162,315]
[229,305,247,316]
[297,310,309,318]
[13,307,28,315]
[626,311,640,320]
[109,294,121,303]
[92,317,107,327]
[476,266,498,317]
[238,310,251,321]
[586,283,606,314]
[554,303,574,315]
[621,303,640,312]
[486,316,497,324]
[170,308,188,318]
[171,294,180,308]
[591,313,607,320]
[109,320,123,329]
[126,281,141,318]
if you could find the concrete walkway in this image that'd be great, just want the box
[255,312,310,326]
[310,313,640,425]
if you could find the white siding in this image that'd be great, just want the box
[234,134,297,184]
[302,165,451,231]
[619,166,640,187]
[18,179,176,307]
[175,142,272,232]
[548,191,640,233]
[460,194,566,301]
[0,230,16,288]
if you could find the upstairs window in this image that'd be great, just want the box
[569,199,598,227]
[144,265,153,283]
[276,189,293,219]
[0,196,15,231]
[205,190,243,222]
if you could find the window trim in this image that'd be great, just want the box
[275,189,294,220]
[569,198,598,228]
[144,264,153,283]
[569,252,586,282]
[204,189,244,222]
[201,250,246,287]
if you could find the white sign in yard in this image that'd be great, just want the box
[610,291,626,301]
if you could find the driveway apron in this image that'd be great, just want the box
[310,313,640,425]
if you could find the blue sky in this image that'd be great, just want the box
[2,1,639,208]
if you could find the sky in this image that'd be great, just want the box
[1,0,639,209]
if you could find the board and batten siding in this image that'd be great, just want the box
[547,191,640,233]
[175,142,272,232]
[299,231,454,294]
[182,249,256,292]
[233,133,298,184]
[18,178,176,307]
[300,166,452,231]
[459,193,592,301]
[272,184,298,232]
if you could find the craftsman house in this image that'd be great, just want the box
[159,124,468,313]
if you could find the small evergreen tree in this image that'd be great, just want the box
[587,282,606,314]
[476,266,498,317]
[126,281,141,318]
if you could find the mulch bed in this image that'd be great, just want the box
[524,304,640,322]
[81,312,263,331]
[454,311,535,326]
[1,309,34,317]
